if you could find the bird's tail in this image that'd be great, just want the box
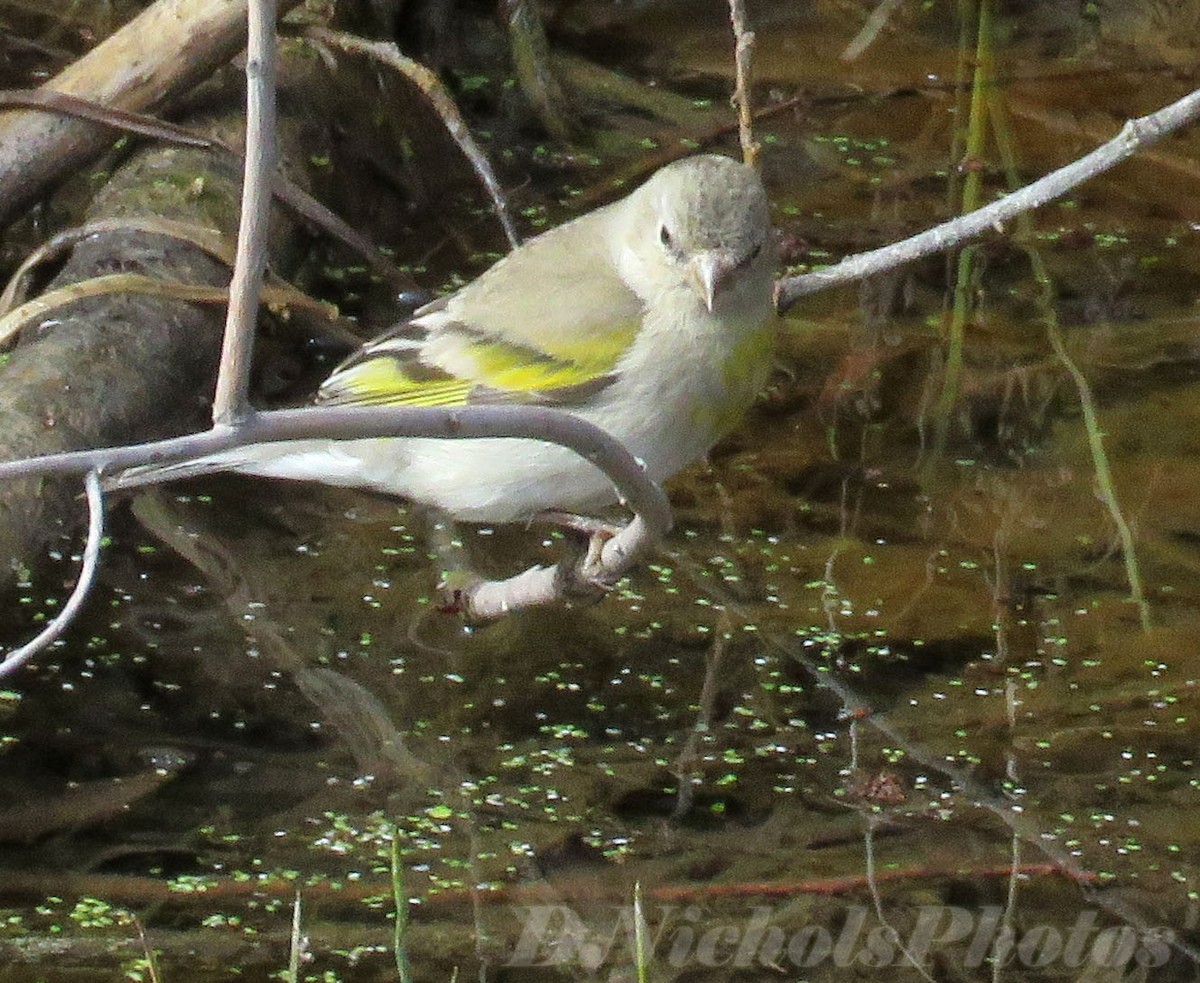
[103,440,377,494]
[102,451,251,493]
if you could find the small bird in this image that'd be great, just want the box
[115,154,777,523]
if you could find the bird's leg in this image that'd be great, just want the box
[415,505,484,615]
[533,510,622,572]
[532,509,624,540]
[531,511,625,600]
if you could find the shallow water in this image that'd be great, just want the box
[5,2,1200,981]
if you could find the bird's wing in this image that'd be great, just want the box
[317,204,645,409]
[315,318,633,408]
[316,321,474,407]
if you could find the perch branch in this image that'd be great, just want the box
[0,406,673,621]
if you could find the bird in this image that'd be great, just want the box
[112,154,777,524]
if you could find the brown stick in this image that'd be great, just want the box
[0,861,1095,909]
[0,0,303,226]
[0,89,410,289]
[727,0,759,168]
[212,0,277,425]
[307,27,521,249]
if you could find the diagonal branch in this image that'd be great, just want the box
[775,85,1200,311]
[306,27,521,249]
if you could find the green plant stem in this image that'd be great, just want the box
[391,828,413,983]
[947,0,978,209]
[986,92,1151,631]
[634,881,650,983]
[932,0,994,461]
[288,891,302,983]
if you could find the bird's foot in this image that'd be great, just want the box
[533,510,624,540]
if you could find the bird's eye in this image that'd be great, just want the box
[736,241,763,269]
[659,225,674,249]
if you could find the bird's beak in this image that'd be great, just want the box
[690,251,737,313]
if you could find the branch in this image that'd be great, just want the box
[306,27,521,249]
[0,406,673,621]
[0,471,105,680]
[775,85,1200,311]
[0,89,412,290]
[727,0,759,168]
[0,0,304,227]
[212,0,277,425]
[841,0,906,62]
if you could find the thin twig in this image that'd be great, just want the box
[841,0,906,61]
[0,470,105,680]
[727,0,759,167]
[776,85,1200,311]
[0,0,305,228]
[212,0,277,425]
[307,27,521,249]
[0,89,217,148]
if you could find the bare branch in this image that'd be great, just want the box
[775,85,1200,311]
[841,0,906,62]
[0,471,105,680]
[212,0,277,426]
[0,89,218,148]
[727,0,759,168]
[307,27,521,249]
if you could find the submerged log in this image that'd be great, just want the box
[0,87,329,581]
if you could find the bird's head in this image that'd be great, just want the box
[619,154,775,314]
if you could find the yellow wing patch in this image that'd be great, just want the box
[318,357,472,407]
[535,322,640,373]
[317,318,640,408]
[466,339,610,393]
